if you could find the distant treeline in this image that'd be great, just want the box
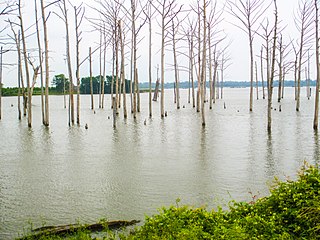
[1,77,316,97]
[139,80,317,89]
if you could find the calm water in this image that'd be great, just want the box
[0,87,319,239]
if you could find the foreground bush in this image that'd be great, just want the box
[126,163,320,239]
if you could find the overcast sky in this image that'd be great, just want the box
[0,0,309,87]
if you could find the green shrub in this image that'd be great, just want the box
[125,163,320,240]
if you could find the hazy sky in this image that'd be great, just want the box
[0,0,308,87]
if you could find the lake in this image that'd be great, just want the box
[0,87,319,239]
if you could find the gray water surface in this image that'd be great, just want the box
[0,88,319,239]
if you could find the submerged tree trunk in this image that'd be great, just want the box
[89,47,94,110]
[208,23,213,109]
[40,0,49,126]
[260,47,265,99]
[34,0,45,125]
[102,27,106,109]
[74,5,84,125]
[314,0,320,130]
[160,11,165,118]
[148,2,152,117]
[17,33,22,120]
[172,22,180,109]
[61,0,74,125]
[249,29,254,112]
[255,61,259,100]
[267,0,278,133]
[190,33,195,108]
[200,0,206,126]
[19,1,32,127]
[119,20,127,119]
[25,220,139,240]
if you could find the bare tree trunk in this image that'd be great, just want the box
[10,26,25,118]
[267,0,278,133]
[148,2,152,117]
[17,32,22,120]
[74,5,84,125]
[119,20,127,119]
[130,36,133,113]
[278,35,283,103]
[190,33,195,108]
[19,1,32,127]
[294,57,298,100]
[99,30,102,109]
[137,75,140,112]
[172,21,180,109]
[296,1,313,111]
[216,71,219,99]
[249,31,254,111]
[307,50,311,100]
[197,7,201,113]
[255,61,258,100]
[102,27,106,109]
[132,0,137,117]
[115,21,119,115]
[221,52,225,100]
[160,11,165,118]
[60,0,74,125]
[113,97,116,128]
[89,47,94,110]
[63,75,66,108]
[208,24,213,109]
[282,67,285,99]
[314,0,320,130]
[40,0,49,126]
[200,0,206,126]
[213,60,217,103]
[111,41,115,109]
[35,0,45,125]
[260,47,265,99]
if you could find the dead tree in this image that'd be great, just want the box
[34,0,45,125]
[306,50,311,99]
[277,34,291,102]
[119,20,127,118]
[8,22,27,118]
[153,0,182,118]
[227,0,269,112]
[260,47,265,99]
[182,18,196,108]
[267,0,278,133]
[18,0,32,127]
[200,0,207,126]
[255,61,258,99]
[219,48,231,100]
[169,13,184,110]
[206,1,224,107]
[89,47,94,110]
[142,0,155,117]
[74,3,85,125]
[57,0,75,126]
[258,19,273,105]
[0,1,17,16]
[39,0,52,127]
[314,0,320,130]
[101,24,107,109]
[294,0,313,112]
